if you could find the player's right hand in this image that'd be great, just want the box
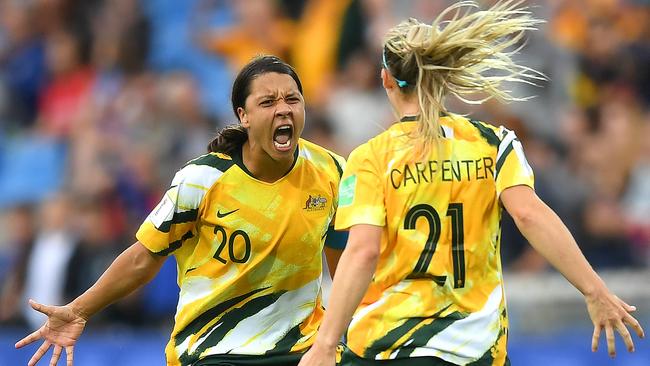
[15,299,87,366]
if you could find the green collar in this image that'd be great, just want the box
[399,115,419,122]
[231,143,300,180]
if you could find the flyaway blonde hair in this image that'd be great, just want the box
[382,0,545,156]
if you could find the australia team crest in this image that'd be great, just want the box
[304,194,327,211]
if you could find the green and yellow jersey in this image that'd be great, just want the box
[136,139,345,366]
[335,114,534,365]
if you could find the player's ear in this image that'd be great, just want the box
[238,107,249,128]
[381,68,395,90]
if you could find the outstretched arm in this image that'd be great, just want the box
[500,185,645,357]
[15,241,166,366]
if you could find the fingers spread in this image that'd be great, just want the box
[592,325,601,352]
[50,345,62,366]
[623,314,645,339]
[16,327,43,348]
[66,346,74,366]
[617,297,637,313]
[605,325,616,358]
[28,341,51,366]
[29,299,54,316]
[615,322,634,353]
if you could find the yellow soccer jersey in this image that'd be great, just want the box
[136,139,345,366]
[335,114,534,365]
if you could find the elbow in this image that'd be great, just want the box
[345,240,380,269]
[508,205,536,227]
[507,197,552,231]
[129,246,163,282]
[501,187,545,228]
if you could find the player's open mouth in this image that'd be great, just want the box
[273,125,293,152]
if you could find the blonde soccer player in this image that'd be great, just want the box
[299,2,644,365]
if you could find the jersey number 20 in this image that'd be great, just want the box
[213,225,251,264]
[404,203,466,288]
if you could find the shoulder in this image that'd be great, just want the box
[184,152,236,171]
[344,141,379,175]
[447,114,503,147]
[173,152,236,188]
[348,140,373,161]
[299,139,346,178]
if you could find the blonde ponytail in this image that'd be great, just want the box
[383,0,544,156]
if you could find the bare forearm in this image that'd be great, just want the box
[316,245,377,349]
[70,242,164,319]
[514,201,606,296]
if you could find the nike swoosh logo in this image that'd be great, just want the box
[216,209,239,218]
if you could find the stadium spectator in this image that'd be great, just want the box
[36,27,94,139]
[200,0,294,71]
[324,49,392,156]
[18,194,76,331]
[0,204,35,325]
[0,1,47,130]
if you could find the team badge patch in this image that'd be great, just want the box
[339,175,356,207]
[304,194,327,211]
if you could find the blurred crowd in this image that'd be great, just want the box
[0,0,648,330]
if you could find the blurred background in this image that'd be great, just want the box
[0,0,648,364]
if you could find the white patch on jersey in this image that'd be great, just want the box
[174,271,242,356]
[496,129,517,163]
[512,139,533,177]
[149,192,176,228]
[202,278,321,355]
[389,338,415,359]
[349,281,410,331]
[321,251,332,304]
[441,125,454,139]
[299,144,313,161]
[177,272,232,312]
[148,163,224,230]
[190,323,223,355]
[176,333,192,358]
[173,164,224,209]
[409,285,503,364]
[177,159,225,186]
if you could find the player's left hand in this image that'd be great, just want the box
[297,343,336,366]
[586,291,645,358]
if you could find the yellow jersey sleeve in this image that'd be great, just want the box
[335,143,386,230]
[495,127,534,197]
[136,162,222,255]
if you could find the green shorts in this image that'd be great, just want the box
[193,353,301,366]
[338,347,457,366]
[338,346,510,366]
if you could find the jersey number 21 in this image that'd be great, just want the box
[404,203,466,288]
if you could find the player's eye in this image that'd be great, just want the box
[286,96,301,104]
[260,99,274,107]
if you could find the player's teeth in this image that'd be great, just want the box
[274,140,291,148]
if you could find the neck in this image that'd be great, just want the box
[241,141,295,183]
[390,92,420,120]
